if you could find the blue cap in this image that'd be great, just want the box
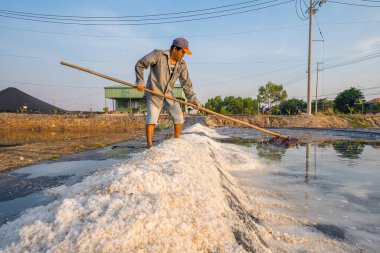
[172,37,192,55]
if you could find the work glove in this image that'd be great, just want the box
[190,97,202,110]
[136,85,145,91]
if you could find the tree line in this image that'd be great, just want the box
[204,81,379,115]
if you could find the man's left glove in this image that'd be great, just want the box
[190,97,202,110]
[136,85,145,91]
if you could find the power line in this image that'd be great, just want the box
[283,73,307,86]
[0,0,285,21]
[0,53,306,65]
[199,62,306,86]
[293,85,380,99]
[314,14,324,40]
[0,0,294,26]
[328,0,380,7]
[321,51,380,70]
[328,68,379,84]
[0,23,307,38]
[0,79,104,88]
[55,91,104,103]
[295,0,308,20]
[1,19,379,38]
[320,41,380,70]
[0,0,278,19]
[323,41,380,62]
[0,0,280,22]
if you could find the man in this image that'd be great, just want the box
[135,37,201,149]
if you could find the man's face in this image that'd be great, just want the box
[173,47,186,61]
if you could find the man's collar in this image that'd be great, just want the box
[163,50,184,64]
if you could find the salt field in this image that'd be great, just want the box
[0,124,379,252]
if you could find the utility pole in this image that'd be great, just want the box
[315,62,321,114]
[306,0,326,116]
[307,0,313,116]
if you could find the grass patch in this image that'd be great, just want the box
[342,115,371,128]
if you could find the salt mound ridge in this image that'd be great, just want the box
[0,129,268,252]
[182,123,228,138]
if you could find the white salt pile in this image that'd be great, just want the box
[0,124,268,253]
[0,124,358,253]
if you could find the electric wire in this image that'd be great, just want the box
[328,0,380,7]
[0,0,279,19]
[1,19,378,38]
[321,41,380,70]
[0,79,104,89]
[0,53,306,65]
[0,0,294,26]
[0,24,307,38]
[295,0,308,20]
[0,0,284,22]
[314,14,324,40]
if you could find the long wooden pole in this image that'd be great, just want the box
[60,61,289,139]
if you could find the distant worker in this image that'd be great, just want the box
[135,37,201,149]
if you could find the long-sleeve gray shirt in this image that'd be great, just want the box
[135,49,199,108]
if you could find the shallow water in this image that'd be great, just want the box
[0,146,132,226]
[221,136,380,252]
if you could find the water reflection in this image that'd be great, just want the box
[256,141,286,161]
[220,138,379,186]
[305,143,311,183]
[220,138,287,161]
[221,135,380,251]
[332,141,365,159]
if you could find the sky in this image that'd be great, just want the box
[0,0,379,111]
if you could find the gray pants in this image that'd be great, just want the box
[146,99,184,125]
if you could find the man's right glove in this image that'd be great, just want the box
[190,97,202,110]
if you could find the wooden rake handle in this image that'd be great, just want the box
[60,61,289,139]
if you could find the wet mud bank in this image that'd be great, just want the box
[205,114,380,128]
[0,113,174,172]
[0,113,171,130]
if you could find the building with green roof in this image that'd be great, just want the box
[104,84,188,114]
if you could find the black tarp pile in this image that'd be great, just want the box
[0,87,64,113]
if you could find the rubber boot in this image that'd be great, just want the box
[146,124,155,149]
[174,124,182,139]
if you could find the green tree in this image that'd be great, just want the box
[242,97,257,115]
[220,106,229,114]
[334,87,364,114]
[369,102,380,113]
[279,98,306,115]
[312,98,334,114]
[205,96,258,115]
[205,96,223,112]
[271,105,280,115]
[257,81,287,109]
[224,96,241,114]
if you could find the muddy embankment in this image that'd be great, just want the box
[0,113,172,172]
[0,113,172,131]
[2,113,378,131]
[205,114,380,128]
